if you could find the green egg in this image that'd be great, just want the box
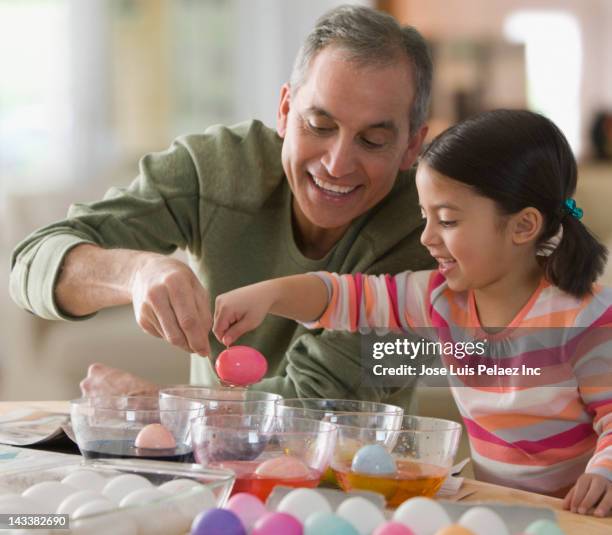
[525,519,565,535]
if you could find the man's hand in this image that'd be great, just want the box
[80,363,159,397]
[130,254,212,356]
[563,473,612,517]
[213,282,277,346]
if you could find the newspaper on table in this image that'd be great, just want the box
[0,408,74,446]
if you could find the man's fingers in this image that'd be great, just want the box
[190,289,212,356]
[151,292,191,352]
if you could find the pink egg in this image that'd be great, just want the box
[215,345,268,386]
[373,522,416,535]
[254,456,310,479]
[134,423,176,449]
[252,512,303,535]
[226,493,267,531]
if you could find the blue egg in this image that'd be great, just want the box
[304,512,360,535]
[351,444,397,475]
[525,519,565,535]
[191,508,246,535]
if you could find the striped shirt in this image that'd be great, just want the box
[307,271,612,495]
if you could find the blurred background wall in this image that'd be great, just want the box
[0,0,610,400]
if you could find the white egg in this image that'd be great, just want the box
[71,511,138,535]
[458,506,510,535]
[22,482,76,513]
[393,497,451,535]
[276,487,332,524]
[158,478,202,494]
[102,474,152,504]
[129,502,189,535]
[0,494,40,514]
[72,498,115,519]
[62,470,108,493]
[56,489,103,515]
[174,485,217,521]
[119,487,165,507]
[336,496,386,535]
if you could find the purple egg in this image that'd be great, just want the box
[226,493,268,531]
[191,508,246,535]
[373,521,416,535]
[252,512,303,535]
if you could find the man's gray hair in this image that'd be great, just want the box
[290,5,432,136]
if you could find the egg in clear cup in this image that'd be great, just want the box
[191,414,337,502]
[275,398,404,486]
[330,415,462,507]
[70,396,204,462]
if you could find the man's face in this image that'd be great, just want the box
[277,46,425,239]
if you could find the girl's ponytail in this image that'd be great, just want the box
[543,207,608,298]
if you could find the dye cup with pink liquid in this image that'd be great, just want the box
[191,414,337,501]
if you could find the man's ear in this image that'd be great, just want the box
[511,207,543,245]
[399,124,428,170]
[276,83,291,138]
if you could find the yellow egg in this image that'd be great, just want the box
[435,525,476,535]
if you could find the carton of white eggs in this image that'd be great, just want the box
[0,458,234,535]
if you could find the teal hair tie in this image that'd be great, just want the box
[563,198,583,220]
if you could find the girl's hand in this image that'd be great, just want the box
[213,282,277,346]
[563,473,612,517]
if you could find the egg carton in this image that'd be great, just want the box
[0,457,234,535]
[267,486,557,533]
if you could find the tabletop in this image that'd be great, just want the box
[1,401,610,534]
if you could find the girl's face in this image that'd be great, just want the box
[416,163,518,293]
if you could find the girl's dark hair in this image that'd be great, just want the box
[421,109,608,298]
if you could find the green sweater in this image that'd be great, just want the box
[10,121,434,408]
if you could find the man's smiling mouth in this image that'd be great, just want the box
[310,174,358,196]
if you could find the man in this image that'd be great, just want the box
[10,5,434,407]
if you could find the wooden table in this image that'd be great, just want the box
[2,402,611,534]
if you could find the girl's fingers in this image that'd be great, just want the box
[562,486,575,510]
[594,487,612,517]
[570,476,592,512]
[576,478,606,514]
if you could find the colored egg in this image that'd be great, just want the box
[22,482,77,513]
[458,507,509,535]
[119,487,165,507]
[393,497,451,534]
[435,526,476,535]
[252,512,303,535]
[134,423,177,449]
[191,508,246,535]
[102,474,152,503]
[373,521,416,535]
[215,345,268,386]
[56,490,103,515]
[72,498,115,519]
[277,487,331,524]
[525,519,565,535]
[255,456,310,479]
[336,496,386,535]
[351,444,397,475]
[226,492,268,531]
[62,470,108,493]
[158,479,202,494]
[304,512,360,535]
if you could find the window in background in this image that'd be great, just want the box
[0,0,70,193]
[504,11,582,156]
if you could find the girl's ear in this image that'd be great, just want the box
[511,207,543,245]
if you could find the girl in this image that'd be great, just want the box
[212,110,611,516]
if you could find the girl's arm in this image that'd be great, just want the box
[213,274,329,345]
